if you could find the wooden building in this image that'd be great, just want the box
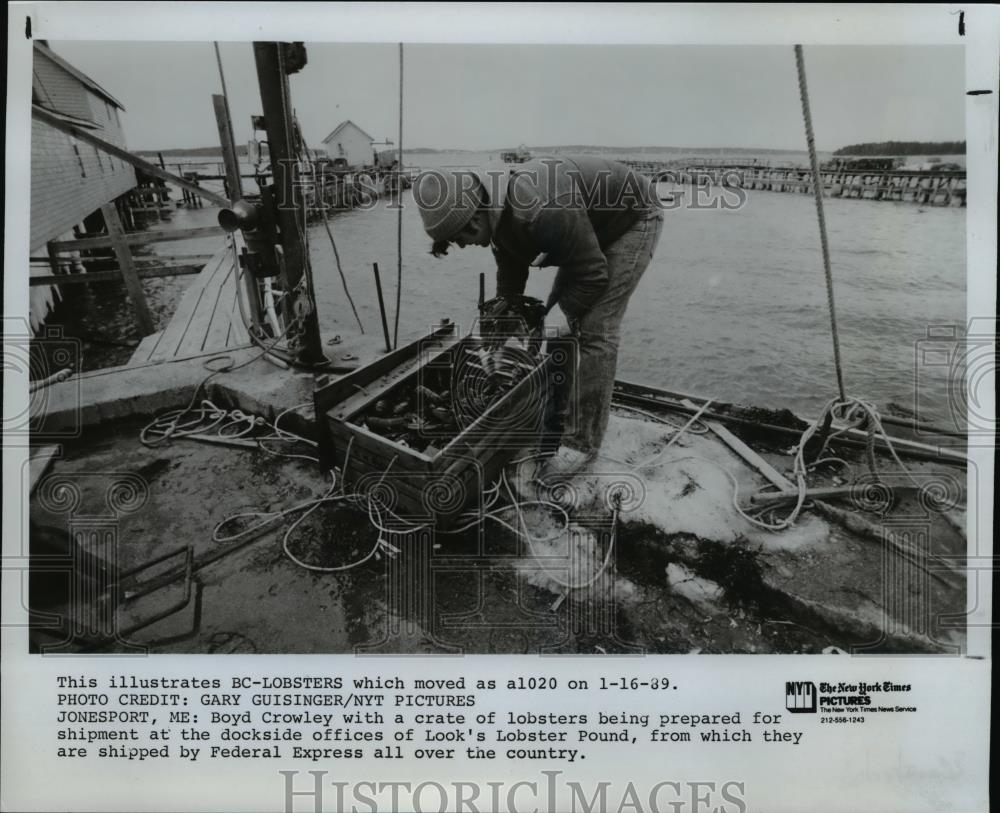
[30,41,137,331]
[320,120,375,170]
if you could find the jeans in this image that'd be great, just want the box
[553,210,664,455]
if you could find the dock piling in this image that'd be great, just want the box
[372,262,393,354]
[100,202,155,335]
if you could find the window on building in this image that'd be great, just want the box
[70,136,86,177]
[94,146,104,173]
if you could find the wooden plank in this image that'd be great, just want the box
[187,264,236,356]
[751,483,925,508]
[180,260,233,356]
[212,94,243,202]
[46,242,62,276]
[148,250,229,361]
[686,399,795,491]
[616,380,967,466]
[227,277,251,346]
[203,272,240,353]
[50,226,226,253]
[29,266,203,286]
[101,203,155,335]
[327,338,458,423]
[314,324,457,415]
[29,253,213,264]
[129,330,164,364]
[345,423,433,473]
[163,249,230,358]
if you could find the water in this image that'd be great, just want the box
[61,153,964,426]
[307,154,966,426]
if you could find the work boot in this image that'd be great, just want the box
[542,445,594,479]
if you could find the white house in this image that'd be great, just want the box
[320,120,374,169]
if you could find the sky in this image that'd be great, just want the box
[41,41,965,153]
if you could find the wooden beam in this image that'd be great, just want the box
[212,94,243,202]
[750,483,925,507]
[30,265,203,287]
[46,242,62,276]
[30,253,213,265]
[50,225,225,253]
[690,406,796,491]
[615,380,967,466]
[31,104,231,208]
[101,203,155,335]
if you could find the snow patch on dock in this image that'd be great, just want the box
[516,414,829,552]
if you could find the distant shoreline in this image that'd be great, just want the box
[135,145,822,158]
[136,142,965,160]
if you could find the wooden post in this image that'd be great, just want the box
[100,203,155,335]
[212,93,261,334]
[212,94,244,204]
[372,263,393,354]
[253,41,326,366]
[46,241,62,276]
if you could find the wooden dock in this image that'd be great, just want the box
[627,160,967,206]
[130,239,251,364]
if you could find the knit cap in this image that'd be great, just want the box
[413,170,483,241]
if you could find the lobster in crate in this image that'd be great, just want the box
[314,300,553,527]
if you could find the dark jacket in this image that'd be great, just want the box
[485,155,659,318]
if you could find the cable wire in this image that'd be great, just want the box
[795,44,846,401]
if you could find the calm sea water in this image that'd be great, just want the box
[307,152,967,426]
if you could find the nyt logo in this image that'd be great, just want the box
[785,681,817,713]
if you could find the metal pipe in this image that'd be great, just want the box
[393,42,404,350]
[29,368,73,393]
[372,262,392,353]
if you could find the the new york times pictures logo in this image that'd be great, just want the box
[784,681,817,713]
[784,681,916,715]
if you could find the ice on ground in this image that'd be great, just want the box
[510,414,830,552]
[665,562,723,610]
[513,520,639,600]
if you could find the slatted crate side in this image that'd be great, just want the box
[314,323,457,418]
[316,327,551,526]
[334,344,459,427]
[333,432,477,526]
[437,353,550,457]
[339,422,433,473]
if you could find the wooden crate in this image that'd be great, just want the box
[314,323,550,526]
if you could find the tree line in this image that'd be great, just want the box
[834,141,966,156]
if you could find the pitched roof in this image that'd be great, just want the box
[321,120,374,144]
[34,41,126,111]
